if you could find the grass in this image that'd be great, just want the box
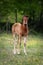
[0,33,43,65]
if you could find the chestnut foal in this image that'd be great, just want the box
[12,16,29,55]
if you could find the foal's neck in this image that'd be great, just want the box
[22,23,28,28]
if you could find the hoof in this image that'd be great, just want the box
[13,52,16,55]
[17,49,20,54]
[24,51,27,55]
[17,52,20,55]
[25,53,27,55]
[13,50,16,55]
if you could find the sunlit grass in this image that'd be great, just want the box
[0,33,43,65]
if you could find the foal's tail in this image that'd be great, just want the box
[12,24,15,39]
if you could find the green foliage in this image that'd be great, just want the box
[0,0,42,22]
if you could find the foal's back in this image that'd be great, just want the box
[12,23,28,36]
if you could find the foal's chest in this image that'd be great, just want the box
[21,26,28,36]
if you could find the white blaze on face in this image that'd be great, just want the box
[23,17,28,25]
[23,20,27,24]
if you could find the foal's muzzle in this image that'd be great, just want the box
[24,24,27,27]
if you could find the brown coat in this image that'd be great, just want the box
[12,23,28,36]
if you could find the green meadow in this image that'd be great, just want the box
[0,33,43,65]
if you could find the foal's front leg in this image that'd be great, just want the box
[24,37,27,55]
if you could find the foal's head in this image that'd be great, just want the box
[22,16,28,26]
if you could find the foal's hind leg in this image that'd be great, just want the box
[17,36,21,54]
[13,34,17,54]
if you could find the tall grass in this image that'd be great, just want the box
[0,33,43,65]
